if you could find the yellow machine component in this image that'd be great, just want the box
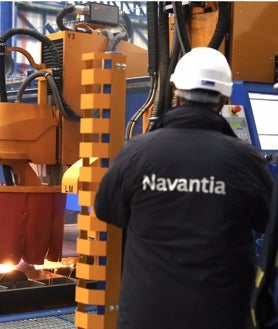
[71,52,126,329]
[0,101,60,187]
[168,3,225,59]
[62,157,99,194]
[44,30,148,165]
[0,102,58,164]
[8,46,47,71]
[188,2,222,49]
[0,101,66,265]
[0,160,41,186]
[230,1,278,83]
[46,30,148,117]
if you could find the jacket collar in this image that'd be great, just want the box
[154,104,237,138]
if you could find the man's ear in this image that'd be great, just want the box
[176,96,186,106]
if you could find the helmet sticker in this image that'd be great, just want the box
[201,80,215,87]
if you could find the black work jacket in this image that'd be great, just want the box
[94,105,273,329]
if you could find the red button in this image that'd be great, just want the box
[232,105,241,114]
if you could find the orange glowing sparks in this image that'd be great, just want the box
[34,258,76,270]
[0,262,16,273]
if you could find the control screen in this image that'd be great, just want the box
[249,92,278,150]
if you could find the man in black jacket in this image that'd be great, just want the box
[94,47,273,329]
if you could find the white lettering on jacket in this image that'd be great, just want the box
[142,174,226,195]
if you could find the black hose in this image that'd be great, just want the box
[125,76,157,140]
[120,11,133,40]
[103,30,126,52]
[0,28,59,66]
[0,42,7,102]
[5,52,14,75]
[146,2,159,76]
[173,2,191,55]
[56,4,75,31]
[0,28,80,120]
[99,29,114,51]
[107,14,130,51]
[164,25,182,112]
[15,71,81,121]
[0,28,60,103]
[125,2,160,138]
[208,2,231,49]
[146,2,170,132]
[15,71,45,102]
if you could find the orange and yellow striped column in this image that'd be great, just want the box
[75,52,126,329]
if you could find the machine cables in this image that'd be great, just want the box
[125,1,188,137]
[56,3,75,31]
[208,2,231,50]
[56,3,133,53]
[126,1,172,137]
[14,70,79,122]
[145,2,192,133]
[146,1,170,133]
[0,28,58,103]
[0,28,61,185]
[0,28,81,121]
[144,1,231,134]
[125,1,159,140]
[99,12,132,52]
[172,1,191,56]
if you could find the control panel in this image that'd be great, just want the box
[221,104,252,143]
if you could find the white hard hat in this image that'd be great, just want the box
[170,47,233,97]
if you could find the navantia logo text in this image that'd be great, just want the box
[142,174,226,195]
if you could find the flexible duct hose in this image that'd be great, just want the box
[56,4,75,31]
[146,2,159,76]
[208,2,231,49]
[107,25,129,51]
[0,28,80,121]
[0,28,59,66]
[125,2,159,139]
[143,1,231,135]
[125,76,157,140]
[146,2,170,132]
[173,2,191,55]
[15,71,80,121]
[0,28,59,103]
[0,42,7,102]
[173,2,231,52]
[163,1,231,113]
[128,52,179,138]
[163,7,184,112]
[100,15,129,52]
[121,11,133,41]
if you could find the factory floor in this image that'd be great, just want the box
[0,306,77,328]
